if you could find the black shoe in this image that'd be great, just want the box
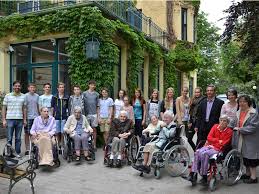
[25,150,29,156]
[241,174,250,180]
[115,159,122,168]
[187,172,194,181]
[199,175,208,186]
[132,164,144,171]
[107,159,113,167]
[142,166,151,174]
[243,178,258,184]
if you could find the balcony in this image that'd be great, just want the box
[0,0,169,50]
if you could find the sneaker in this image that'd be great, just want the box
[25,150,29,156]
[16,155,22,159]
[243,178,258,184]
[142,166,151,174]
[107,159,113,167]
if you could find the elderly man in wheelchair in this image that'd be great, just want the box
[105,110,135,168]
[30,107,59,167]
[132,110,190,178]
[187,115,233,188]
[64,106,94,162]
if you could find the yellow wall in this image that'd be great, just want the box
[0,42,10,93]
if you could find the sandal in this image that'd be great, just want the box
[75,156,80,161]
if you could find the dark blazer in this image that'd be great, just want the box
[195,97,224,140]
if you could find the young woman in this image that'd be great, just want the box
[146,89,162,125]
[131,88,146,137]
[97,88,114,145]
[220,88,238,122]
[114,89,126,119]
[161,87,176,118]
[121,95,134,124]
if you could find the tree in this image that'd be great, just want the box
[196,11,224,92]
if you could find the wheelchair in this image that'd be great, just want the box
[63,133,95,163]
[29,135,60,169]
[133,125,191,179]
[189,136,243,191]
[103,135,140,167]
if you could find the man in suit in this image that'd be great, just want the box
[194,85,224,146]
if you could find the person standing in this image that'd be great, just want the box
[98,88,114,145]
[51,82,69,150]
[231,95,259,184]
[195,85,224,145]
[2,81,26,157]
[121,95,135,124]
[160,87,176,118]
[24,83,39,155]
[221,88,238,122]
[188,87,205,151]
[39,83,53,115]
[69,85,84,115]
[114,89,126,119]
[146,89,162,125]
[83,80,99,150]
[131,88,146,138]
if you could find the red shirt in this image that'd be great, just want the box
[207,124,233,151]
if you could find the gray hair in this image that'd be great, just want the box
[163,110,174,119]
[219,114,230,123]
[74,106,82,113]
[119,110,128,118]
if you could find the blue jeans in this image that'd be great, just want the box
[7,119,23,154]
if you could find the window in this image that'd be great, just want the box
[193,15,197,43]
[12,45,29,65]
[58,39,69,62]
[59,64,71,94]
[189,77,194,97]
[31,41,55,63]
[181,8,187,41]
[138,64,144,91]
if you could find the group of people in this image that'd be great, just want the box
[2,80,259,184]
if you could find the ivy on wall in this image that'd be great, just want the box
[0,6,164,96]
[166,40,202,72]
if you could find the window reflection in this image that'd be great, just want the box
[32,41,54,63]
[12,45,28,65]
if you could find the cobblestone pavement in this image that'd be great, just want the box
[0,136,259,194]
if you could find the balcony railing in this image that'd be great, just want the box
[0,0,169,50]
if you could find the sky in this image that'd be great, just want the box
[200,0,238,34]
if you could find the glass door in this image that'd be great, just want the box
[32,66,52,95]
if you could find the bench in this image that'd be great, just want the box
[0,146,36,194]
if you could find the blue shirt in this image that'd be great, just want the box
[133,99,143,120]
[75,117,83,135]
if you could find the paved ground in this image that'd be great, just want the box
[0,134,259,194]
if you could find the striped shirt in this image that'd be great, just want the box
[3,92,26,120]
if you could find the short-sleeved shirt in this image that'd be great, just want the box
[39,94,53,113]
[98,97,114,118]
[114,99,124,118]
[3,92,26,120]
[25,93,39,120]
[133,99,143,120]
[83,90,99,115]
[148,100,160,119]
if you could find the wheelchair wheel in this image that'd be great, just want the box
[154,167,161,179]
[209,176,217,191]
[164,145,190,177]
[129,135,140,163]
[223,149,243,186]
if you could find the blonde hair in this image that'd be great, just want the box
[164,87,174,109]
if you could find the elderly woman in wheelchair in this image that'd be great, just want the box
[133,111,190,178]
[30,107,59,167]
[187,115,233,188]
[105,110,134,168]
[64,106,93,162]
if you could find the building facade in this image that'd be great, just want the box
[0,0,198,99]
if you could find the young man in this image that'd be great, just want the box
[83,80,99,150]
[51,82,69,150]
[39,83,53,115]
[69,85,84,115]
[24,83,39,155]
[2,81,26,158]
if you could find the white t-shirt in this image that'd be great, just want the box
[39,94,53,115]
[114,99,124,118]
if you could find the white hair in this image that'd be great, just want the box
[163,110,174,119]
[220,114,230,123]
[74,106,82,113]
[119,110,128,118]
